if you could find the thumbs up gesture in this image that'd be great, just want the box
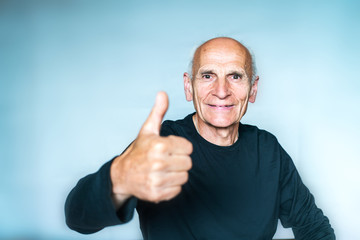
[110,92,193,205]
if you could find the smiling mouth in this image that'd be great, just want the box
[208,104,234,109]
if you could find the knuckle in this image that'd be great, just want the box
[186,141,193,153]
[179,172,188,184]
[166,135,176,141]
[177,137,192,152]
[151,140,166,153]
[148,188,162,202]
[164,194,173,201]
[150,161,164,171]
[147,174,160,187]
[185,157,192,170]
[147,192,157,202]
[163,188,179,201]
[173,186,182,196]
[183,172,189,182]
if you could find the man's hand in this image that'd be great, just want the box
[110,92,193,207]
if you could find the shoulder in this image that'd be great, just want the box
[239,123,279,145]
[160,113,195,137]
[239,123,285,159]
[241,124,294,174]
[241,124,295,168]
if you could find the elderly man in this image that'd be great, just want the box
[65,37,335,239]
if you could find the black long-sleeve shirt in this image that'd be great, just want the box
[65,113,335,239]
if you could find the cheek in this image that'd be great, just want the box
[239,91,250,101]
[193,84,209,101]
[233,85,251,101]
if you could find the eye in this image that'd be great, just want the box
[232,74,242,80]
[202,74,213,80]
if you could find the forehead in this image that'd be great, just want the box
[197,41,247,71]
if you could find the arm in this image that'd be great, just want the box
[64,159,137,234]
[65,92,192,233]
[278,146,335,240]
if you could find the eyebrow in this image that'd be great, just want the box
[228,71,244,77]
[199,70,215,75]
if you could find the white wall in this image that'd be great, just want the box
[1,0,359,239]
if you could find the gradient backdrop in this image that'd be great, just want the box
[1,0,359,239]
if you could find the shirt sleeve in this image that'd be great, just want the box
[64,158,137,234]
[278,146,336,240]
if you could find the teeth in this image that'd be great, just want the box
[209,104,232,107]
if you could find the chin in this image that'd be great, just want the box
[207,117,239,128]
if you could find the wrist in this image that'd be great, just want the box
[110,155,132,209]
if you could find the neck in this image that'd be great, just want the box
[193,114,239,146]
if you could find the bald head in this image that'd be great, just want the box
[190,37,256,83]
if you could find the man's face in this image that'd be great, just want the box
[184,39,258,129]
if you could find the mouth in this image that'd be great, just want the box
[207,104,235,110]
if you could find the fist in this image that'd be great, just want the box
[111,92,193,203]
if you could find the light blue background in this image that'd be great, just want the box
[1,0,359,239]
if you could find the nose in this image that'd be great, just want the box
[213,77,230,99]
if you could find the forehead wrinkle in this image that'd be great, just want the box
[197,50,247,78]
[196,64,246,76]
[200,49,246,64]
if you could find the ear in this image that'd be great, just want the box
[183,72,193,101]
[248,76,259,103]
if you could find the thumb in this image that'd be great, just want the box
[140,91,169,135]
